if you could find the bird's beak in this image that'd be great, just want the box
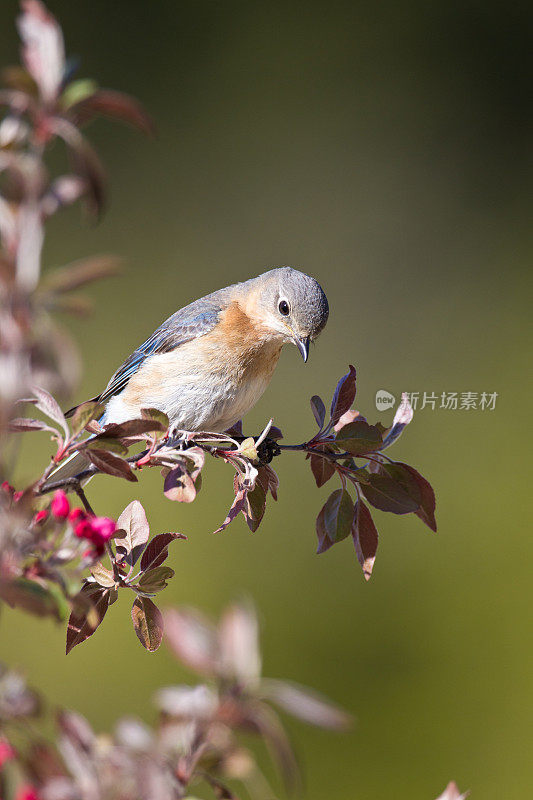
[294,335,311,362]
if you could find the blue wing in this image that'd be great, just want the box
[97,299,222,404]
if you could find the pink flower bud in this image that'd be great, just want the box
[1,481,14,496]
[51,490,70,519]
[90,517,116,543]
[74,518,93,540]
[0,738,15,767]
[69,507,85,524]
[15,786,40,800]
[33,510,49,525]
[13,491,23,502]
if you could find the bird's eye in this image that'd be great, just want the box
[278,299,290,316]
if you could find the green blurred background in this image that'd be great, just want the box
[1,0,532,797]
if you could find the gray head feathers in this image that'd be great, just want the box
[252,266,329,342]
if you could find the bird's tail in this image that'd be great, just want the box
[41,450,92,490]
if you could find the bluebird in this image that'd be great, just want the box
[47,268,328,485]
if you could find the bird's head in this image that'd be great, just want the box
[251,267,329,361]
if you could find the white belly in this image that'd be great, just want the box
[103,340,281,431]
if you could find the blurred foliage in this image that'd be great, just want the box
[0,0,531,798]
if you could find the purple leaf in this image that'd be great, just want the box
[140,532,186,572]
[131,597,163,652]
[214,485,248,533]
[323,488,354,543]
[86,448,137,482]
[163,464,196,503]
[115,500,150,566]
[33,385,68,438]
[359,464,420,515]
[49,118,106,216]
[70,89,155,136]
[257,464,279,500]
[8,417,58,434]
[268,424,283,441]
[316,503,334,554]
[330,365,357,425]
[334,419,384,455]
[66,584,110,654]
[99,418,165,438]
[225,420,243,437]
[310,450,335,488]
[242,480,267,532]
[395,462,437,531]
[310,395,326,428]
[352,500,378,580]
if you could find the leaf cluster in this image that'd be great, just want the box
[0,604,353,800]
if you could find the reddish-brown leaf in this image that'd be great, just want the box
[140,532,186,572]
[352,500,379,580]
[70,89,155,136]
[330,365,357,425]
[334,419,384,455]
[396,462,437,531]
[214,486,248,533]
[310,394,326,428]
[33,385,68,436]
[8,417,58,434]
[49,118,106,216]
[66,584,110,654]
[359,464,420,515]
[131,597,164,651]
[316,503,334,554]
[86,448,137,482]
[257,464,279,500]
[98,418,165,438]
[310,451,335,487]
[243,480,267,532]
[323,488,354,543]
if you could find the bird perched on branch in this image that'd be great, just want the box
[47,267,328,484]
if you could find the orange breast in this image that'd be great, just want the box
[212,300,282,381]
